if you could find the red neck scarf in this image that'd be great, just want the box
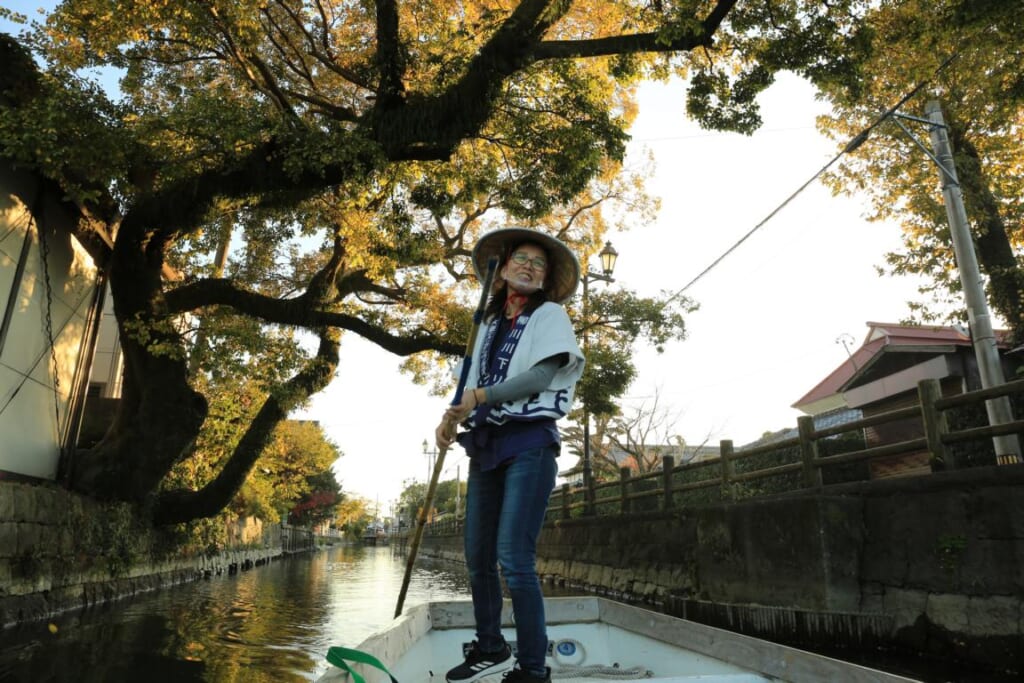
[505,293,529,328]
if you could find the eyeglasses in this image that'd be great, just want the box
[509,252,548,270]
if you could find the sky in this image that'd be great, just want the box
[302,72,930,510]
[2,5,932,512]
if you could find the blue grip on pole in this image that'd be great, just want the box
[452,363,472,405]
[451,256,499,406]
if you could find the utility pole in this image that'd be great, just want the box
[925,100,1021,464]
[422,439,438,521]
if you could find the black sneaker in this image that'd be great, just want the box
[446,641,514,683]
[501,665,551,683]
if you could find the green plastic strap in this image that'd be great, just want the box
[325,646,399,683]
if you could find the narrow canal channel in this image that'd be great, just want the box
[0,544,528,683]
[1,544,1009,683]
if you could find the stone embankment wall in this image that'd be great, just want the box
[415,464,1023,678]
[0,481,283,628]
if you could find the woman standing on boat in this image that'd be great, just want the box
[436,227,584,683]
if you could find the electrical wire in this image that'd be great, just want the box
[670,49,964,299]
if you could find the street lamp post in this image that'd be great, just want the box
[422,439,438,522]
[580,241,619,515]
[455,464,461,519]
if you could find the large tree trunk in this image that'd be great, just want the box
[70,344,207,502]
[70,211,207,502]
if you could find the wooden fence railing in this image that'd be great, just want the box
[281,523,316,552]
[419,515,463,537]
[544,376,1024,521]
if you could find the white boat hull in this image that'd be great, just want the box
[317,597,919,683]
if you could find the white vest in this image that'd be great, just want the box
[459,302,585,425]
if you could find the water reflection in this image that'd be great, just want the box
[0,545,475,682]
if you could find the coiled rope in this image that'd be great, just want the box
[549,639,653,680]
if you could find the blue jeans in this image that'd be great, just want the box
[464,446,557,676]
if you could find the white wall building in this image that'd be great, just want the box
[0,168,112,481]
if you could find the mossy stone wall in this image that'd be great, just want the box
[0,481,282,627]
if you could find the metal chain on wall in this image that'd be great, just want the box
[36,214,64,443]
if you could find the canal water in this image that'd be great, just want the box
[0,544,505,683]
[0,544,1012,683]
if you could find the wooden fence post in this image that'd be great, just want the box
[560,483,571,520]
[619,467,631,515]
[720,439,734,500]
[662,455,675,511]
[797,415,822,488]
[918,378,952,470]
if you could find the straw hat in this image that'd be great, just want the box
[472,227,581,303]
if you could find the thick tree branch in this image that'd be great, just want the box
[375,0,405,106]
[152,329,341,524]
[371,0,737,158]
[535,31,707,60]
[133,135,376,246]
[533,0,736,60]
[164,278,459,356]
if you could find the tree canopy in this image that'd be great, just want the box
[0,0,879,525]
[814,0,1024,340]
[288,468,344,527]
[398,476,463,522]
[334,494,374,538]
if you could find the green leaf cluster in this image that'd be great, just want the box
[812,0,1024,338]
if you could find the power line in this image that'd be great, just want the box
[632,125,816,144]
[671,50,964,299]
